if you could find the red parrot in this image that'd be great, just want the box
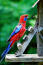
[0,14,28,62]
[10,14,28,47]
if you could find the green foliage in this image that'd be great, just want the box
[0,0,37,65]
[27,47,36,54]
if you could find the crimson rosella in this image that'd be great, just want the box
[0,14,28,62]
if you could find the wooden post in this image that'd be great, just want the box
[37,0,43,56]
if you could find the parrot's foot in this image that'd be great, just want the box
[28,26,34,33]
[23,35,28,41]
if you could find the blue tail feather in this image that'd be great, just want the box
[1,46,11,58]
[0,47,11,63]
[1,41,12,57]
[0,41,13,63]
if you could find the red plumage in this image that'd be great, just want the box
[10,14,28,47]
[10,24,26,47]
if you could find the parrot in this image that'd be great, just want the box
[0,14,28,62]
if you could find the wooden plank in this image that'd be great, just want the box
[5,54,43,62]
[37,0,43,56]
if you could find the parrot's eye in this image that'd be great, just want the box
[25,16,27,17]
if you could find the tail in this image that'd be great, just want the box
[0,41,13,63]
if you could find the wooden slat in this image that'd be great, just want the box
[15,27,38,56]
[21,27,37,53]
[32,0,40,8]
[5,54,43,62]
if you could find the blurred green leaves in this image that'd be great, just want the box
[0,0,37,42]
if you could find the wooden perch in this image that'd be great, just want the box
[5,54,43,62]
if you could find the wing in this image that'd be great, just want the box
[11,24,22,36]
[7,24,22,42]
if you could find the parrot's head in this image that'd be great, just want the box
[19,14,28,24]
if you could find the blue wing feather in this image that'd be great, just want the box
[11,24,22,36]
[7,24,22,42]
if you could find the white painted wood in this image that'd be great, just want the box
[5,54,43,62]
[32,0,40,8]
